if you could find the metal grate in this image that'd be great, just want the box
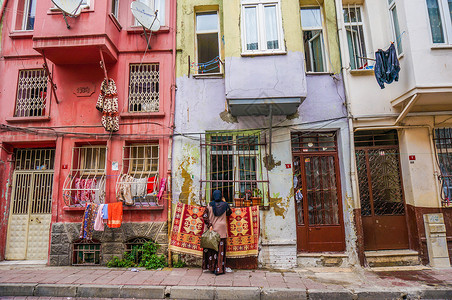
[355,129,405,217]
[15,69,48,117]
[73,241,101,265]
[125,237,150,264]
[116,144,160,207]
[128,64,160,112]
[63,146,107,207]
[11,172,53,215]
[15,148,55,170]
[200,132,269,207]
[434,128,452,206]
[291,132,337,153]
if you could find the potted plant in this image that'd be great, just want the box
[234,191,245,207]
[251,188,262,206]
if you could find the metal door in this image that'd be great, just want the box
[6,169,53,260]
[293,153,345,252]
[356,146,409,250]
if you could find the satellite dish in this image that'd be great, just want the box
[131,1,160,31]
[51,0,83,17]
[131,1,160,49]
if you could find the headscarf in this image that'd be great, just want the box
[209,189,230,216]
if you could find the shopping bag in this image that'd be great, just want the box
[200,229,220,252]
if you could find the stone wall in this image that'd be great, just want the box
[49,222,168,266]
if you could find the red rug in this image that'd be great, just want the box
[169,203,259,258]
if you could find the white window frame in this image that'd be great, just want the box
[241,0,285,54]
[426,0,452,45]
[344,5,370,70]
[21,0,36,31]
[195,10,222,74]
[300,6,327,73]
[111,0,119,19]
[133,0,166,27]
[388,0,404,55]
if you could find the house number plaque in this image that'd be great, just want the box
[73,83,95,97]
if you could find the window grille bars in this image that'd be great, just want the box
[14,148,55,170]
[15,69,48,117]
[200,132,269,207]
[434,128,452,206]
[344,5,368,70]
[72,241,101,265]
[63,146,107,207]
[128,64,160,113]
[116,144,160,207]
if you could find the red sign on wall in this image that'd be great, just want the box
[285,164,291,169]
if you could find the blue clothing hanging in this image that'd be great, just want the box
[374,43,400,89]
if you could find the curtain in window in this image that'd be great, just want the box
[245,7,258,50]
[427,0,445,43]
[265,5,279,49]
[26,0,37,30]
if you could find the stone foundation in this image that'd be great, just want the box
[49,222,168,266]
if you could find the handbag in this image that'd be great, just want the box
[200,229,221,252]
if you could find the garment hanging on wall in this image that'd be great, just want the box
[117,174,134,205]
[107,202,123,228]
[374,43,400,89]
[94,204,105,231]
[80,203,98,240]
[96,79,119,132]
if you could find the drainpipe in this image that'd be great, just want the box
[334,0,362,266]
[167,0,177,268]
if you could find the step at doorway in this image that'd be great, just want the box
[365,249,420,267]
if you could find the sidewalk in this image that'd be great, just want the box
[0,264,451,299]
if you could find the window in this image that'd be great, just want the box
[195,11,221,74]
[388,0,403,54]
[200,132,268,207]
[116,144,160,206]
[62,146,107,207]
[15,69,48,117]
[426,0,452,44]
[73,241,101,265]
[301,7,326,72]
[344,6,369,70]
[134,0,165,27]
[434,128,452,206]
[16,0,36,30]
[125,237,150,264]
[128,64,159,113]
[241,0,284,53]
[112,0,119,18]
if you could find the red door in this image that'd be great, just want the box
[293,151,345,252]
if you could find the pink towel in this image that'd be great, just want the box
[94,204,105,231]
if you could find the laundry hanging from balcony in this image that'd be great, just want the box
[96,79,119,132]
[374,43,400,89]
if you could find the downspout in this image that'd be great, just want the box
[334,0,363,266]
[167,0,177,267]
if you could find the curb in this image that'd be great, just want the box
[0,283,451,299]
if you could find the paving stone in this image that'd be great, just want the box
[420,288,452,299]
[120,285,165,299]
[261,288,307,300]
[215,287,261,300]
[169,286,215,299]
[34,284,77,297]
[307,289,355,300]
[0,283,36,296]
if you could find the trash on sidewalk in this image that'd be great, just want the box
[225,267,233,273]
[131,268,139,272]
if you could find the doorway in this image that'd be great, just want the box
[5,149,55,260]
[292,132,345,252]
[355,130,409,250]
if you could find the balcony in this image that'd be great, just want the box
[32,4,119,64]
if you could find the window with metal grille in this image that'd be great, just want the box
[63,146,107,207]
[116,144,160,207]
[434,128,452,206]
[14,148,55,170]
[125,237,150,264]
[343,5,369,70]
[73,241,101,265]
[200,132,268,207]
[15,69,48,117]
[128,64,160,113]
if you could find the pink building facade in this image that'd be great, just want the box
[0,0,175,265]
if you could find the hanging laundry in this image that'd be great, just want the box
[94,204,105,231]
[157,178,167,201]
[147,176,157,194]
[80,203,98,241]
[117,174,134,205]
[102,203,109,220]
[135,178,147,197]
[96,79,119,132]
[374,43,400,89]
[107,202,123,228]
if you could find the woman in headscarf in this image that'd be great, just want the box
[202,189,232,275]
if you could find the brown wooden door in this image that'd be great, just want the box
[356,146,409,250]
[293,153,345,252]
